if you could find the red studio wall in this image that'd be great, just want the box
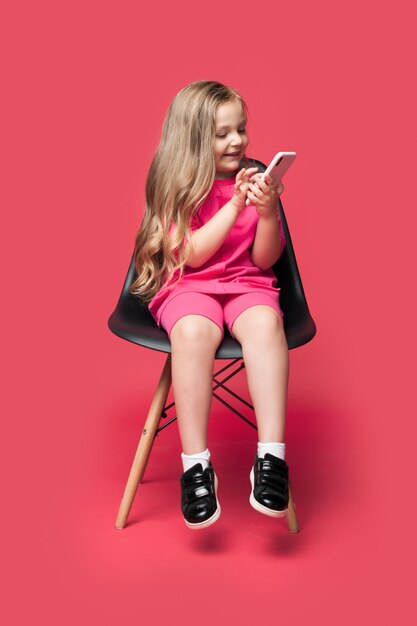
[2,1,415,624]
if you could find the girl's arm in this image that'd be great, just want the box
[246,173,286,270]
[183,200,240,268]
[184,167,259,269]
[250,211,285,270]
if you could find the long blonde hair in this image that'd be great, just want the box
[130,80,251,303]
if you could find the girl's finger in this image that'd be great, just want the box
[248,183,262,198]
[255,177,271,194]
[243,167,258,180]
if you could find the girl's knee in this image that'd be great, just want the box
[170,314,223,346]
[233,306,284,341]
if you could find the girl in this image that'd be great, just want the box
[131,80,289,529]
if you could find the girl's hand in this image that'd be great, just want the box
[230,167,259,213]
[246,173,284,217]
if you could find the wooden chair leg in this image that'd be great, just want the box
[286,483,300,533]
[115,355,172,529]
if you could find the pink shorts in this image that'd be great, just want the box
[159,291,284,341]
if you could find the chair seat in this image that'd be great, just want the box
[108,299,316,358]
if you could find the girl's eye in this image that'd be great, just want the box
[216,128,246,138]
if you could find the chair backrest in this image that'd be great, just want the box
[108,158,316,354]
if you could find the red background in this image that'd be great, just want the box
[2,0,416,624]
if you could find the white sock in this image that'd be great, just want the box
[181,448,211,472]
[257,441,286,461]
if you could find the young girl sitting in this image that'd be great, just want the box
[130,80,289,529]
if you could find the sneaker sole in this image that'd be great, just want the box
[249,467,288,518]
[184,473,221,530]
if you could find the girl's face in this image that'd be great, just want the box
[214,100,248,179]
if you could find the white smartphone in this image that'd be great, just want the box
[262,151,297,185]
[245,151,296,205]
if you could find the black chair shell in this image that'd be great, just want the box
[108,158,316,358]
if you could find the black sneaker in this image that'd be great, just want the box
[180,462,221,529]
[249,453,289,518]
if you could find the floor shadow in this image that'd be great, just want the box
[188,525,231,553]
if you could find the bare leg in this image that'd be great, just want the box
[231,306,289,442]
[170,315,223,455]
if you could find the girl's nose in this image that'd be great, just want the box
[230,131,243,145]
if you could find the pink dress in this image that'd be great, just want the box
[148,175,286,328]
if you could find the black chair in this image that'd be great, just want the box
[108,158,316,532]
